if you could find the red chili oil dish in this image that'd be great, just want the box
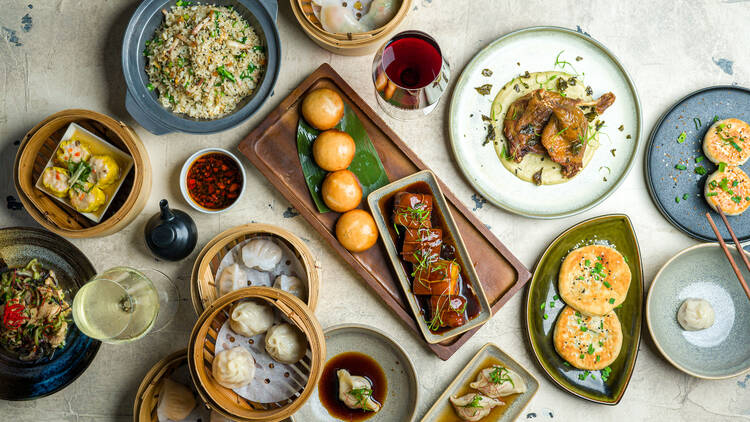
[185,152,243,210]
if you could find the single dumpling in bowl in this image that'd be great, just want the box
[677,298,715,331]
[68,186,106,213]
[703,118,750,165]
[336,369,381,412]
[704,165,750,215]
[468,365,526,398]
[41,167,71,197]
[55,139,91,165]
[89,155,120,187]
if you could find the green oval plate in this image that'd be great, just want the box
[524,214,643,404]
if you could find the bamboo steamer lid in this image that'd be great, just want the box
[290,0,412,56]
[13,109,152,238]
[191,224,321,315]
[188,287,326,422]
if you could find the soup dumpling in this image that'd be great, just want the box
[229,300,275,337]
[265,323,307,364]
[156,378,196,422]
[677,298,715,331]
[212,346,255,389]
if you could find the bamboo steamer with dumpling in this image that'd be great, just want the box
[14,109,151,238]
[188,287,325,422]
[192,224,321,315]
[291,0,412,55]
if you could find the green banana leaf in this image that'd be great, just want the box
[296,104,390,213]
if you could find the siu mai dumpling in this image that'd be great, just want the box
[469,365,527,398]
[156,378,197,422]
[55,139,91,165]
[337,369,381,412]
[68,186,106,213]
[89,155,120,187]
[41,167,70,197]
[241,239,282,271]
[449,393,503,422]
[217,263,246,297]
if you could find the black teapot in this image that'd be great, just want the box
[144,199,197,261]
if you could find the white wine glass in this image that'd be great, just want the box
[71,267,179,343]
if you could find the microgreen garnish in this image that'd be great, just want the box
[348,388,375,411]
[488,366,515,386]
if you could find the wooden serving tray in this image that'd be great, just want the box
[237,64,531,360]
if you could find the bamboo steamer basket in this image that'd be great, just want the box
[133,349,208,422]
[192,224,321,314]
[188,287,325,421]
[290,0,412,56]
[13,109,152,238]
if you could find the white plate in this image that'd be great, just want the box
[449,26,642,218]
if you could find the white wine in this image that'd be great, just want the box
[72,267,160,343]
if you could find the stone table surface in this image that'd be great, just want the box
[1,0,750,420]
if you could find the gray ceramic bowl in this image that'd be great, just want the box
[122,0,281,135]
[292,324,419,422]
[646,243,750,379]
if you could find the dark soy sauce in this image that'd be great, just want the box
[319,352,387,421]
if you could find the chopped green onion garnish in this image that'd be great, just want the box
[677,132,687,143]
[675,164,687,170]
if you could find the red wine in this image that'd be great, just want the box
[382,34,442,89]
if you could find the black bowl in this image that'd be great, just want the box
[0,227,100,400]
[122,0,281,135]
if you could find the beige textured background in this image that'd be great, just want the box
[1,0,749,420]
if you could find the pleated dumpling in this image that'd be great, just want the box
[212,346,255,389]
[68,186,106,213]
[41,167,70,197]
[449,393,504,422]
[241,239,282,271]
[468,365,527,398]
[218,263,246,297]
[55,139,91,165]
[229,300,275,337]
[89,155,120,187]
[265,323,307,364]
[156,378,197,422]
[337,369,381,412]
[273,274,307,301]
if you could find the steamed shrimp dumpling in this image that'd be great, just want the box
[265,323,307,364]
[156,378,197,422]
[273,274,307,301]
[241,239,283,271]
[229,300,275,337]
[360,0,398,29]
[337,369,381,412]
[218,263,246,297]
[317,0,367,34]
[469,365,526,398]
[212,346,255,389]
[449,393,503,422]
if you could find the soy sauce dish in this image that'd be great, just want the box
[179,148,246,213]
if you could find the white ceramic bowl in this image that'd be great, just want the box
[179,148,246,214]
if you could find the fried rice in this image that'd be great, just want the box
[144,4,266,119]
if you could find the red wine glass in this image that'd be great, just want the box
[372,30,450,120]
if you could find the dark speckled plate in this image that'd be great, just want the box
[645,85,750,242]
[525,215,643,405]
[0,227,100,400]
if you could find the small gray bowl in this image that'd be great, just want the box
[646,243,750,379]
[122,0,281,135]
[292,323,419,422]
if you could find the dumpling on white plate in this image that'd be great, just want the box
[217,263,246,297]
[212,346,255,389]
[449,393,503,422]
[229,300,275,337]
[468,365,526,398]
[337,368,381,412]
[241,239,283,271]
[265,323,307,364]
[273,274,307,301]
[156,378,196,422]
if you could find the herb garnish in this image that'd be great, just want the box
[677,132,687,143]
[474,84,492,96]
[488,366,515,386]
[348,388,375,411]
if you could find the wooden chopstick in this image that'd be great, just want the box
[705,211,750,301]
[715,207,750,274]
